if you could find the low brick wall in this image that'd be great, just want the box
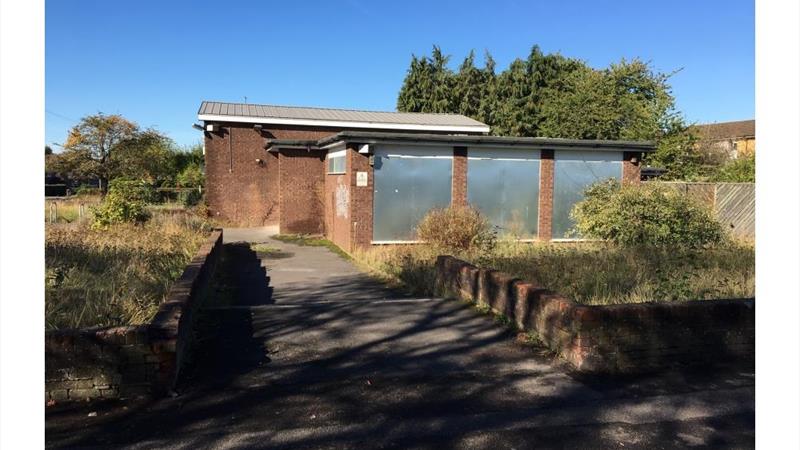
[435,255,755,374]
[45,229,223,402]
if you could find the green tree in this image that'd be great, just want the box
[428,46,455,112]
[642,119,706,181]
[396,46,702,179]
[171,143,204,173]
[397,46,455,113]
[493,58,534,136]
[476,52,498,127]
[452,51,483,119]
[48,114,174,192]
[176,163,204,188]
[113,130,175,184]
[61,114,139,192]
[539,59,677,140]
[397,55,428,112]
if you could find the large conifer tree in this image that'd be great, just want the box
[396,46,695,176]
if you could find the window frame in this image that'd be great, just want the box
[327,149,347,175]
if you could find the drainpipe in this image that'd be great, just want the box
[228,127,233,173]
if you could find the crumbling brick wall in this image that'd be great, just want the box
[435,255,754,374]
[45,230,223,402]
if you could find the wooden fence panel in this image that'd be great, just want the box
[715,183,755,240]
[655,182,716,207]
[645,181,754,240]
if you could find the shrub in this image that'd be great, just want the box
[417,206,496,253]
[179,188,203,207]
[176,163,205,188]
[74,184,101,197]
[571,179,726,247]
[711,153,755,182]
[91,178,154,228]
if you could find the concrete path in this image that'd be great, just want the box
[45,228,755,449]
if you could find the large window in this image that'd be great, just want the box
[467,148,540,238]
[552,151,622,239]
[372,146,452,242]
[327,149,346,174]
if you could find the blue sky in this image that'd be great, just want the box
[45,0,754,148]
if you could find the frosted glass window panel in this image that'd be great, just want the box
[327,150,346,174]
[467,148,540,238]
[552,151,623,238]
[373,146,453,241]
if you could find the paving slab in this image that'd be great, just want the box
[45,229,755,449]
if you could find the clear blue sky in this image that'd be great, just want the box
[45,0,754,148]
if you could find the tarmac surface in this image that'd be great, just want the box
[45,228,755,449]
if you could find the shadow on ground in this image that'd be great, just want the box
[44,240,755,449]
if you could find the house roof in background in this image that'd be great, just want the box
[691,120,755,140]
[197,101,490,133]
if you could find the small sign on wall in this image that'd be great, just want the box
[356,171,368,187]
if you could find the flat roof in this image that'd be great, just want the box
[265,131,656,152]
[198,101,491,133]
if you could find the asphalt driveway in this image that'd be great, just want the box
[45,228,755,449]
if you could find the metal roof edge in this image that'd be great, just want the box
[199,114,490,133]
[315,131,656,152]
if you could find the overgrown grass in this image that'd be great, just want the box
[352,241,755,305]
[45,210,212,330]
[44,195,102,224]
[272,234,352,260]
[351,245,439,296]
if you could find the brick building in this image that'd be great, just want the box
[198,101,654,252]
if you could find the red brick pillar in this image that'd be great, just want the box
[348,146,374,251]
[538,149,554,241]
[452,146,468,207]
[622,151,642,185]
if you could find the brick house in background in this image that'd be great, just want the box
[197,101,654,252]
[691,119,756,162]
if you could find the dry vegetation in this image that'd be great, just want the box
[44,195,102,224]
[353,241,755,305]
[45,211,212,330]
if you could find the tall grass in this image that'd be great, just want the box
[352,241,755,305]
[44,195,102,224]
[45,211,211,330]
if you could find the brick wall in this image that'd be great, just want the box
[205,121,648,242]
[537,150,555,241]
[622,151,642,185]
[45,230,224,402]
[204,123,336,226]
[278,149,326,234]
[452,147,468,207]
[348,146,374,250]
[435,255,755,374]
[324,165,352,251]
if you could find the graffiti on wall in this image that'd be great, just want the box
[335,183,349,218]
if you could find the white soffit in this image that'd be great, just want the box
[197,114,491,133]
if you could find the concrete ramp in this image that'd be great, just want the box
[45,230,755,449]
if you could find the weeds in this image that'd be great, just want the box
[45,195,101,224]
[352,240,754,305]
[45,210,211,330]
[272,234,352,260]
[250,243,293,259]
